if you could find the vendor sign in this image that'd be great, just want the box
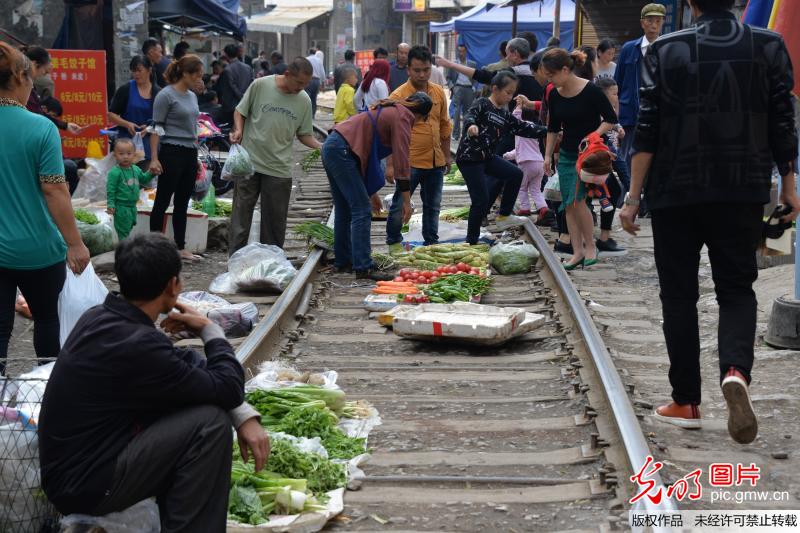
[354,50,375,76]
[48,50,108,158]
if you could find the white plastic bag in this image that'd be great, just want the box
[58,263,108,345]
[132,132,146,163]
[544,172,562,202]
[61,499,160,533]
[221,144,255,181]
[74,152,116,202]
[228,243,297,292]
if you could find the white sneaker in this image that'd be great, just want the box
[495,214,529,230]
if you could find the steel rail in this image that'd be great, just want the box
[523,221,678,525]
[236,125,330,365]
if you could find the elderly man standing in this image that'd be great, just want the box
[385,45,452,251]
[615,2,665,214]
[229,58,323,253]
[619,0,799,444]
[389,43,411,91]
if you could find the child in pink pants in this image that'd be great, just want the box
[503,107,546,217]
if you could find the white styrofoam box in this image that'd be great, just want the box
[391,303,546,346]
[130,207,208,253]
[363,294,406,312]
[390,302,544,344]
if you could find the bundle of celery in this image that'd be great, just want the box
[301,149,321,172]
[268,404,366,460]
[246,385,346,422]
[229,458,327,525]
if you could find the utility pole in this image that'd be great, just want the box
[553,0,561,40]
[512,5,518,36]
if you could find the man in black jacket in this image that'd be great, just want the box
[217,43,255,126]
[39,233,269,532]
[620,0,800,444]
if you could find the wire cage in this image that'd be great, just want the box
[0,359,59,533]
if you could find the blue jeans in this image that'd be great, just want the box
[386,167,444,246]
[321,132,374,271]
[458,156,523,244]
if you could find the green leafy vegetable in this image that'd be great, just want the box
[444,168,464,185]
[268,405,367,460]
[74,208,99,225]
[192,200,232,217]
[439,206,470,222]
[294,221,334,249]
[246,385,347,423]
[301,149,321,173]
[489,241,540,275]
[264,438,347,494]
[421,273,493,303]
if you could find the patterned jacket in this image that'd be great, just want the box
[634,10,798,210]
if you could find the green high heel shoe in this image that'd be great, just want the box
[583,257,599,268]
[563,258,584,271]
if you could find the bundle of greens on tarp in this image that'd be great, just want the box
[229,456,328,525]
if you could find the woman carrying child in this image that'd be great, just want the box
[541,49,618,270]
[455,71,547,245]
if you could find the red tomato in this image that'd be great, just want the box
[421,271,432,278]
[437,266,447,273]
[393,276,405,282]
[404,295,414,303]
[456,262,468,272]
[430,273,440,281]
[448,266,458,274]
[399,269,409,276]
[470,268,480,275]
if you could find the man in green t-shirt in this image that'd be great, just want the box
[229,57,322,253]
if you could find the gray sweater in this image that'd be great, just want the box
[152,85,199,149]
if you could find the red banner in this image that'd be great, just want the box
[354,50,375,77]
[48,50,108,158]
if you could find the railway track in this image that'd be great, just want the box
[231,122,677,531]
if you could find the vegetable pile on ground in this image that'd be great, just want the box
[245,386,369,459]
[192,199,233,217]
[444,166,465,185]
[439,206,470,222]
[371,266,491,304]
[420,272,493,303]
[229,457,328,525]
[391,243,490,270]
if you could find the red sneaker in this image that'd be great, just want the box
[721,367,758,444]
[653,402,701,429]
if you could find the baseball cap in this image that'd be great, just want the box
[641,3,666,18]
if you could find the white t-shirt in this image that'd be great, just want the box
[353,78,389,111]
[596,61,617,80]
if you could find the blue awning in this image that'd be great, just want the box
[453,0,575,66]
[148,0,246,38]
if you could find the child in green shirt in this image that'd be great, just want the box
[106,138,154,240]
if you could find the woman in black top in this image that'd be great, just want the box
[456,71,547,244]
[542,49,617,269]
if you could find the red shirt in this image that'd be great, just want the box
[332,105,414,181]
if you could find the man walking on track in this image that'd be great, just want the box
[619,0,800,444]
[229,58,322,253]
[447,44,476,140]
[385,45,453,251]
